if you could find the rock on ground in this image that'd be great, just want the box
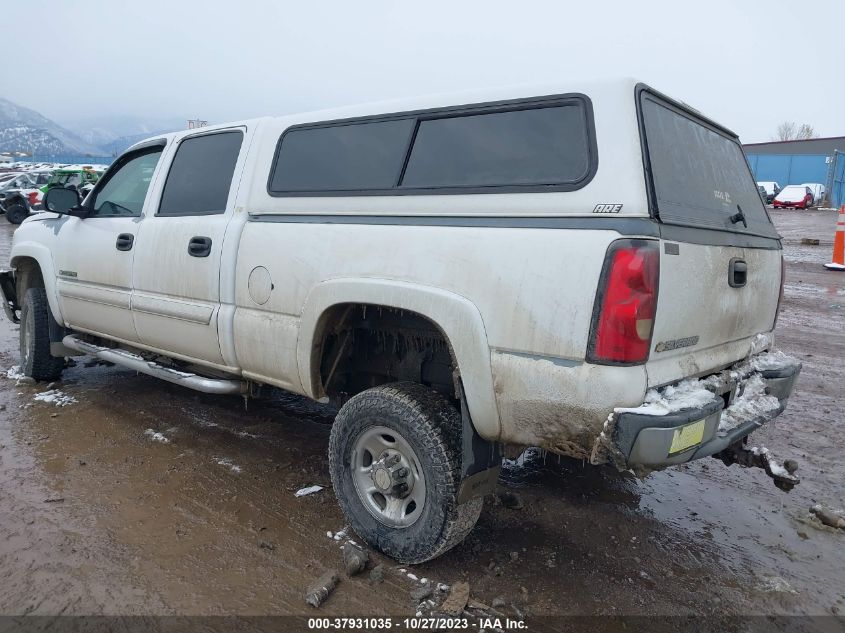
[810,505,845,529]
[411,584,434,602]
[342,542,369,576]
[440,581,470,616]
[305,571,340,608]
[369,564,385,584]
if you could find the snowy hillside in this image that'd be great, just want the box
[0,97,111,156]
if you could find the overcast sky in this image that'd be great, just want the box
[27,0,842,142]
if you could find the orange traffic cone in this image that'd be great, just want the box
[824,206,845,271]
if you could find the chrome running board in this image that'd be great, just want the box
[62,335,247,395]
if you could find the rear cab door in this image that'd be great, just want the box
[131,128,247,368]
[637,87,783,388]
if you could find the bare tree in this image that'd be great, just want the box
[774,121,818,141]
[796,123,817,140]
[775,121,797,141]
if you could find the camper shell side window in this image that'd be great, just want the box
[267,94,598,197]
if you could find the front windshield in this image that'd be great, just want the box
[49,172,72,185]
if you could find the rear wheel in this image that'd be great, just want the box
[20,287,64,381]
[328,382,482,564]
[5,202,28,224]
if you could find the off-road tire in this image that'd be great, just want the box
[329,382,482,564]
[5,202,28,225]
[20,287,64,381]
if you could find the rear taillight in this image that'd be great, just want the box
[27,191,38,205]
[774,254,786,328]
[587,240,659,365]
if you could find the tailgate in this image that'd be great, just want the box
[638,87,782,384]
[650,241,780,374]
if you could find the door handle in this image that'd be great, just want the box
[116,233,134,251]
[729,258,747,288]
[188,236,212,258]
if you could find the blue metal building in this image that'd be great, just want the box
[743,136,845,207]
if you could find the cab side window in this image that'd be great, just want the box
[158,131,243,216]
[89,148,163,218]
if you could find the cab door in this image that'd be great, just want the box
[52,143,165,343]
[131,128,245,367]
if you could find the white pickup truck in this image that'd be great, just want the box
[0,79,801,563]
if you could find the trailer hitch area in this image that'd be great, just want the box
[717,443,800,491]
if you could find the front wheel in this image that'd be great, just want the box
[5,202,28,224]
[20,287,64,381]
[328,382,482,564]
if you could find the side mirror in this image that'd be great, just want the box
[43,186,82,216]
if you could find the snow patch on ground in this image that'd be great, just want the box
[144,429,170,443]
[757,576,797,594]
[615,379,718,416]
[33,389,77,407]
[213,457,242,473]
[6,365,25,380]
[328,527,348,542]
[718,375,780,433]
[294,485,323,497]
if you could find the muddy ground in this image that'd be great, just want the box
[0,209,843,630]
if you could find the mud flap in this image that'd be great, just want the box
[0,270,18,324]
[717,442,800,491]
[43,295,75,358]
[457,379,502,504]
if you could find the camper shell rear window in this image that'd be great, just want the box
[268,94,597,196]
[638,89,779,239]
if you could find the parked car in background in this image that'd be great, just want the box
[0,173,35,195]
[758,185,767,202]
[773,185,813,209]
[0,172,24,186]
[0,171,54,224]
[801,183,825,206]
[2,186,43,224]
[40,167,102,194]
[757,181,781,204]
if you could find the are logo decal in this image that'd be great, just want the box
[654,336,700,353]
[593,204,623,214]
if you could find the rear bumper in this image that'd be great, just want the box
[606,351,801,469]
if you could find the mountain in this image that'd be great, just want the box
[61,115,184,155]
[98,132,166,156]
[0,97,104,156]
